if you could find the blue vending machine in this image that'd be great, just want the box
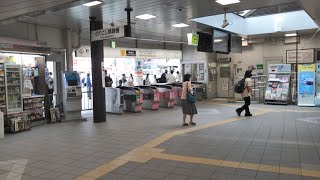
[62,71,85,121]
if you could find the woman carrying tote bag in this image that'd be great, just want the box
[181,74,198,126]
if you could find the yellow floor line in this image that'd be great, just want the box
[77,107,320,179]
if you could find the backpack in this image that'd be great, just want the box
[234,78,246,93]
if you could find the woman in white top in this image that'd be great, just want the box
[128,74,134,87]
[145,74,151,86]
[181,74,197,126]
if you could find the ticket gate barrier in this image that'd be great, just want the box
[117,87,143,112]
[192,82,206,101]
[171,83,183,106]
[152,84,175,108]
[105,87,123,114]
[135,86,160,110]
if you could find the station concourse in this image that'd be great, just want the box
[0,0,320,180]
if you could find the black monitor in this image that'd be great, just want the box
[213,29,231,54]
[231,35,242,53]
[197,32,213,52]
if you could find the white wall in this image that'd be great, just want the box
[0,22,66,49]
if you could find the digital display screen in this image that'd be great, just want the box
[64,72,80,87]
[213,29,230,53]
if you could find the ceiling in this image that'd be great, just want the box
[0,0,318,43]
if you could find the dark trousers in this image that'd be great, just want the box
[238,96,251,115]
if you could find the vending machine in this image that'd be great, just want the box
[62,71,84,121]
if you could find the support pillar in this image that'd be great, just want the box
[65,29,73,71]
[90,17,106,123]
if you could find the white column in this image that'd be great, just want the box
[65,29,73,72]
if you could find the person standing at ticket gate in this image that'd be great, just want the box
[128,74,134,87]
[167,70,176,84]
[86,73,92,99]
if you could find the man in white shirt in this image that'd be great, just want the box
[176,71,182,82]
[167,70,176,84]
[236,70,253,117]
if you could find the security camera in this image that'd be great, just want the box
[221,19,229,28]
[177,7,183,12]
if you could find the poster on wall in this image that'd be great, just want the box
[298,64,315,106]
[286,49,314,64]
[315,64,320,106]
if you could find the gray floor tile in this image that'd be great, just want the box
[279,174,302,180]
[164,174,187,180]
[143,170,168,179]
[39,171,65,179]
[210,173,233,180]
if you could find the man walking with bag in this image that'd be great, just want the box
[236,70,253,117]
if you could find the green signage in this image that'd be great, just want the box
[111,41,116,48]
[256,64,263,70]
[191,34,199,45]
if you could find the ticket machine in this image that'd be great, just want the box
[62,71,84,121]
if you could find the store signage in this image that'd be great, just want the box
[124,50,135,56]
[218,57,231,62]
[76,46,182,59]
[268,64,291,73]
[0,43,51,54]
[187,33,199,46]
[286,49,314,64]
[91,27,125,42]
[298,64,316,106]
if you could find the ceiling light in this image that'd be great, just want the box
[135,14,156,20]
[172,23,189,28]
[216,0,241,5]
[285,33,297,37]
[241,38,245,41]
[214,39,223,43]
[238,10,251,16]
[83,1,102,7]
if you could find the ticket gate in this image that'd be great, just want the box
[171,83,183,106]
[135,86,160,110]
[153,84,175,108]
[105,87,123,114]
[117,87,143,112]
[192,82,206,101]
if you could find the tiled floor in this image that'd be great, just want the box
[0,101,320,180]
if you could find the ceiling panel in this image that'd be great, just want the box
[3,0,299,42]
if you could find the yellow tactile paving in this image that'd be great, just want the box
[76,105,320,179]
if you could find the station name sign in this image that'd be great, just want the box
[91,27,125,42]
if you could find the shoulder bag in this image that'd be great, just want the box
[186,82,196,103]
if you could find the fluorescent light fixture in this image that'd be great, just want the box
[135,14,156,20]
[83,1,102,7]
[172,23,189,28]
[238,10,251,16]
[214,39,223,43]
[216,0,241,5]
[285,33,297,37]
[241,38,245,41]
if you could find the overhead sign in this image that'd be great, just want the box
[76,46,182,59]
[111,41,116,48]
[217,57,231,62]
[126,50,136,57]
[91,27,125,42]
[286,49,314,64]
[187,33,199,46]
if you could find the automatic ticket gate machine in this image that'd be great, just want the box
[117,87,143,112]
[192,82,206,101]
[105,87,123,114]
[62,71,85,121]
[152,84,175,108]
[135,86,160,110]
[170,83,183,106]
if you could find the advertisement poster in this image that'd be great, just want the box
[315,64,320,106]
[268,64,291,73]
[298,64,315,106]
